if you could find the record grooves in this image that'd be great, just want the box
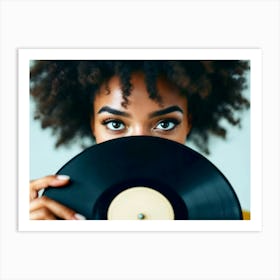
[43,136,243,220]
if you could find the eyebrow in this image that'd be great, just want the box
[97,105,183,118]
[98,106,131,117]
[148,105,184,118]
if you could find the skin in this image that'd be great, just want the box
[29,72,191,220]
[92,72,191,144]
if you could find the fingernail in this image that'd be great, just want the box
[56,175,70,181]
[74,213,86,220]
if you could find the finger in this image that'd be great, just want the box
[30,196,85,220]
[30,175,70,193]
[30,208,57,220]
[30,189,39,201]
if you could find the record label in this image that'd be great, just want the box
[107,186,175,220]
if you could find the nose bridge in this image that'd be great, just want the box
[130,123,150,136]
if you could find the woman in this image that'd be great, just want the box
[29,60,250,220]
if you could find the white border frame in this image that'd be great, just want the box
[18,48,262,231]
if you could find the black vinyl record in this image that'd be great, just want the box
[43,136,243,220]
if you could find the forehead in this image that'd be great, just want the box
[94,72,187,109]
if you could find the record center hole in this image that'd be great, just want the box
[137,213,145,220]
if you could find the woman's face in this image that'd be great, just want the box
[91,72,191,144]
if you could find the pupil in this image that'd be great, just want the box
[161,121,169,128]
[113,122,120,128]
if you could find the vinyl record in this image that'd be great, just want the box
[43,136,243,220]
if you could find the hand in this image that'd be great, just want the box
[29,175,86,220]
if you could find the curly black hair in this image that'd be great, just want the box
[30,60,250,154]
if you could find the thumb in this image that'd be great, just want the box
[30,175,70,192]
[30,175,71,201]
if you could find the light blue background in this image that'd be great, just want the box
[30,75,250,211]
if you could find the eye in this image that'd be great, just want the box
[102,119,125,131]
[155,119,179,131]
